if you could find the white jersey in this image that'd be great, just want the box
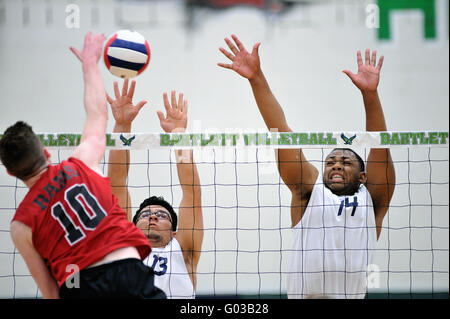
[144,238,195,299]
[287,174,377,299]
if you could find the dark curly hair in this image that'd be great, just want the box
[330,148,365,172]
[133,196,178,231]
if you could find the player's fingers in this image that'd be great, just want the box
[156,110,166,123]
[163,92,170,112]
[92,33,105,43]
[231,34,245,52]
[135,100,147,112]
[342,70,356,82]
[217,62,233,69]
[251,42,261,56]
[183,100,188,115]
[219,47,235,61]
[122,78,129,96]
[106,92,114,105]
[178,93,184,110]
[69,47,83,62]
[171,90,177,109]
[371,50,377,67]
[98,33,106,43]
[365,48,370,65]
[84,31,92,45]
[224,37,239,55]
[127,80,136,98]
[377,55,384,71]
[356,50,363,67]
[113,81,120,99]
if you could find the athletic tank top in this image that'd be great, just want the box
[144,238,195,299]
[287,173,377,299]
[13,157,151,287]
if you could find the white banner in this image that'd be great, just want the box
[29,131,450,150]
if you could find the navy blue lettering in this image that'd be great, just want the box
[62,165,78,178]
[52,170,69,190]
[338,196,359,216]
[32,168,74,212]
[150,255,168,276]
[43,184,60,200]
[33,194,50,211]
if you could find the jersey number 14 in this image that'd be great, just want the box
[338,196,358,217]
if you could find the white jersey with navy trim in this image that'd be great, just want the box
[144,238,195,299]
[287,173,377,299]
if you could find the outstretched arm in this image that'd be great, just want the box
[343,49,396,238]
[218,35,289,131]
[218,35,317,226]
[157,91,203,288]
[107,79,147,221]
[70,32,107,175]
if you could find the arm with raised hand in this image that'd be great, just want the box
[218,34,317,226]
[157,91,203,288]
[106,79,147,221]
[12,32,107,299]
[343,49,396,239]
[70,32,108,175]
[218,35,289,132]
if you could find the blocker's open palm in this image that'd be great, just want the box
[157,91,188,133]
[106,78,147,126]
[343,49,384,93]
[218,34,261,80]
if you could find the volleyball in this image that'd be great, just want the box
[103,30,151,78]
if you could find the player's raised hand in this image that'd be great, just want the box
[106,78,147,127]
[343,49,384,93]
[157,91,188,133]
[218,34,261,80]
[70,31,106,64]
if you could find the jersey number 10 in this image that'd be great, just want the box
[51,184,107,245]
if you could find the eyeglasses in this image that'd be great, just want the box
[138,210,172,223]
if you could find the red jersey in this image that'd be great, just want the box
[12,157,151,287]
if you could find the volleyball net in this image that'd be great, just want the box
[0,131,448,298]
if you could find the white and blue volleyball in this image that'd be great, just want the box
[103,30,151,78]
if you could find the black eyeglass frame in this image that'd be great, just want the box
[136,209,173,223]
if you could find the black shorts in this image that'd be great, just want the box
[59,258,166,299]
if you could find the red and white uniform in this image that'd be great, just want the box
[12,157,151,287]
